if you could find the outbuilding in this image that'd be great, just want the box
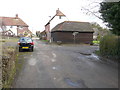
[51,21,94,44]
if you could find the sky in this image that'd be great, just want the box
[0,0,105,34]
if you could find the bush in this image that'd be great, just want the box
[100,34,120,60]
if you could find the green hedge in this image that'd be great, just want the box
[100,34,120,60]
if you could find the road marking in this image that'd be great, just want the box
[53,77,56,80]
[52,67,56,70]
[51,59,56,62]
[52,52,56,58]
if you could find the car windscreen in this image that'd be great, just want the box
[19,37,32,43]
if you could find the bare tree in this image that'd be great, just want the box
[81,0,103,20]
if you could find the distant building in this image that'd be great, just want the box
[3,29,14,36]
[0,14,32,37]
[40,30,47,40]
[45,8,66,41]
[0,17,6,32]
[18,27,32,37]
[51,21,94,44]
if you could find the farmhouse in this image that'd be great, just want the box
[51,21,94,44]
[0,14,32,37]
[3,30,14,36]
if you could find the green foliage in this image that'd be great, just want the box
[24,32,28,36]
[93,40,100,44]
[99,2,120,35]
[100,34,120,60]
[91,22,110,40]
[42,40,49,42]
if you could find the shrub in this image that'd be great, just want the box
[100,34,120,60]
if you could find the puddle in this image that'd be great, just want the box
[78,50,91,56]
[78,51,99,60]
[64,78,87,88]
[79,52,100,61]
[86,53,100,60]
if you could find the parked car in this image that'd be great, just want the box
[18,37,34,52]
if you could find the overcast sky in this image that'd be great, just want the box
[0,0,105,34]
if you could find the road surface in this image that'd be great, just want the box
[13,39,118,88]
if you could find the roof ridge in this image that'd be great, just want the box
[58,22,65,30]
[64,21,89,23]
[0,16,18,18]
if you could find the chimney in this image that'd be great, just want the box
[56,8,65,16]
[15,14,18,18]
[56,8,59,15]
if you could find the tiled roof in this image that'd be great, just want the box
[18,27,32,34]
[41,30,46,35]
[51,21,94,32]
[0,15,28,27]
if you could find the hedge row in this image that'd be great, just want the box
[100,34,120,60]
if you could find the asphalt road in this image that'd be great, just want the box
[13,39,118,88]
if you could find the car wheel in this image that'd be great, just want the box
[30,47,33,52]
[19,48,22,52]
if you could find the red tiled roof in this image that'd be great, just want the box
[18,27,32,34]
[0,15,28,27]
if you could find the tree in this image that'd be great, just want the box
[91,22,110,40]
[99,2,120,35]
[81,0,103,20]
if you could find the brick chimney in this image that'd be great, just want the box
[15,14,18,18]
[56,8,65,19]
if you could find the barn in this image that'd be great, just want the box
[51,21,94,44]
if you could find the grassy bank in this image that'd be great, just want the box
[1,37,20,88]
